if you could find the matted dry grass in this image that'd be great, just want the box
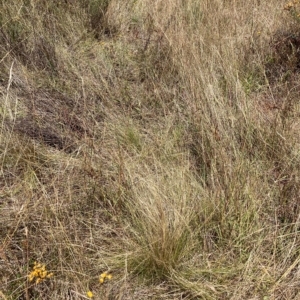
[1,0,300,299]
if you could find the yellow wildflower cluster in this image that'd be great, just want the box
[99,271,112,284]
[28,262,54,284]
[284,0,300,11]
[86,272,113,298]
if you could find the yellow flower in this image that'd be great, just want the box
[28,273,35,282]
[41,271,47,278]
[28,262,53,284]
[99,271,112,284]
[87,291,93,298]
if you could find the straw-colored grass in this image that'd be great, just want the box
[1,0,300,299]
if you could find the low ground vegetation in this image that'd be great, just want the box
[0,0,300,299]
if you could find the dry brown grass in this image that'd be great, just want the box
[1,0,300,299]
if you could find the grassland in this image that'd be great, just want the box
[1,0,300,299]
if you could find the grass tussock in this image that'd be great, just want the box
[1,0,300,299]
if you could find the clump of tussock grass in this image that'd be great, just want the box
[124,163,200,279]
